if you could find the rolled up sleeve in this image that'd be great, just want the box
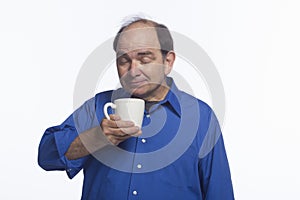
[38,97,98,179]
[38,116,87,179]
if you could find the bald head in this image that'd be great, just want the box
[116,22,161,56]
[113,18,174,59]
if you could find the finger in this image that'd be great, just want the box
[107,126,140,136]
[115,120,135,128]
[131,129,142,137]
[113,134,132,140]
[119,126,141,135]
[107,134,131,145]
[101,117,134,129]
[106,120,135,128]
[108,114,121,121]
[113,129,142,138]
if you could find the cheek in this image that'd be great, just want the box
[117,68,130,81]
[151,69,165,82]
[143,66,165,79]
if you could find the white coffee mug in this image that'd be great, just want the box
[103,98,145,128]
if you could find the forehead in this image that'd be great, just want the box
[116,23,161,53]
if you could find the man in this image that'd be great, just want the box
[38,17,234,199]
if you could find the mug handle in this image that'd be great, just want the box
[103,102,116,120]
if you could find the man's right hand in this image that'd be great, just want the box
[100,114,142,145]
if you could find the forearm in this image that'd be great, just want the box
[65,126,111,160]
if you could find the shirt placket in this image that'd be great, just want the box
[126,110,151,200]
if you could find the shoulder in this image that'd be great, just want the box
[95,90,114,100]
[177,90,213,116]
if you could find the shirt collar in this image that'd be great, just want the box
[159,77,181,116]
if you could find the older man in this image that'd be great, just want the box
[38,18,234,200]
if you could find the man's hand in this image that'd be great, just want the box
[100,114,142,145]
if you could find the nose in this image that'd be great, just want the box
[129,59,141,76]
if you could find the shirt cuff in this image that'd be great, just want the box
[53,127,86,179]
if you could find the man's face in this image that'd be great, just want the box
[115,23,172,101]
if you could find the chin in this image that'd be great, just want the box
[131,90,147,98]
[127,87,149,98]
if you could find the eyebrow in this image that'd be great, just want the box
[137,51,154,56]
[116,50,154,58]
[116,51,127,58]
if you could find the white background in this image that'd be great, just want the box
[1,0,300,199]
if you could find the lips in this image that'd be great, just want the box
[129,80,147,87]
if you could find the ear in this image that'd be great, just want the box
[163,51,176,75]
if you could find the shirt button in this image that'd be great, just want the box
[132,190,138,195]
[67,169,72,172]
[141,138,146,143]
[146,114,150,118]
[137,164,142,169]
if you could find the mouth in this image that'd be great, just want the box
[128,80,147,88]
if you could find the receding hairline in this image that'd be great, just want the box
[122,19,159,30]
[113,18,174,58]
[114,19,161,52]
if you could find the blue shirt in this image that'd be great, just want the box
[38,78,234,200]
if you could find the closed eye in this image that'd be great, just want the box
[137,51,155,64]
[117,56,131,66]
[140,56,152,64]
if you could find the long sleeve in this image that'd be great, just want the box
[38,97,99,179]
[198,111,234,199]
[38,115,87,179]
